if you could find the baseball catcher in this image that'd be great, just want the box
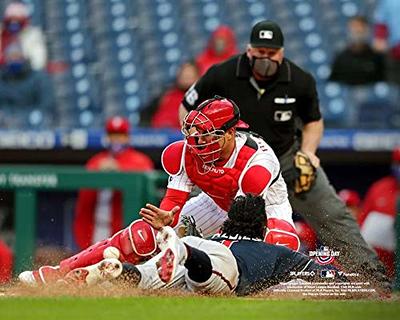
[145,96,299,250]
[18,96,299,286]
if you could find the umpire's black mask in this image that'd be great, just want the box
[250,57,279,78]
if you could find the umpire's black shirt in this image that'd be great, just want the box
[182,54,322,157]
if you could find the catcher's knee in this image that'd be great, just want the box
[113,219,158,258]
[264,218,300,251]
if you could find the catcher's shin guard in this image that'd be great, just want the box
[20,220,157,286]
[264,218,300,251]
[60,219,157,273]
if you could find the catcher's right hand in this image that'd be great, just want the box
[294,151,317,194]
[140,203,179,229]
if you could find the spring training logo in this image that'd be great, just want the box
[309,246,340,265]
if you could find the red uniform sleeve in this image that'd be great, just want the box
[374,23,388,40]
[359,177,397,225]
[240,165,272,195]
[159,188,190,227]
[151,89,184,129]
[118,149,154,171]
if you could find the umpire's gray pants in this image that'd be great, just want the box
[279,144,382,272]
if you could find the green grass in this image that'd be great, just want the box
[0,297,399,320]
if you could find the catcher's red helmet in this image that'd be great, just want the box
[192,96,249,131]
[182,96,248,164]
[105,116,130,134]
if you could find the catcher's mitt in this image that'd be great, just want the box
[294,151,317,194]
[177,215,203,238]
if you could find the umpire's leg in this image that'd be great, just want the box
[279,146,384,274]
[289,166,380,270]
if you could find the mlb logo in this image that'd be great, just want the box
[259,30,273,39]
[320,270,335,279]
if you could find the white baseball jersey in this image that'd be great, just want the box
[167,131,293,236]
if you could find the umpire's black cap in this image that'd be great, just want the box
[250,20,284,48]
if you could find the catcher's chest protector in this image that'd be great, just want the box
[184,143,256,211]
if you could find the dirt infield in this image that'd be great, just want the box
[1,281,192,298]
[1,280,397,301]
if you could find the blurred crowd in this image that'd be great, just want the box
[0,1,399,285]
[0,1,398,130]
[141,24,238,128]
[0,2,53,128]
[142,1,400,130]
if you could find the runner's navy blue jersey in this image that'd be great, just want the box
[212,234,340,296]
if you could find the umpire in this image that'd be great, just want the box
[179,20,387,282]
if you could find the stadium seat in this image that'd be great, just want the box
[9,0,392,130]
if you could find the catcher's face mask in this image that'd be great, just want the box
[182,96,249,168]
[182,110,226,165]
